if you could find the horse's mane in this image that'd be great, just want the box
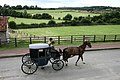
[78,42,87,49]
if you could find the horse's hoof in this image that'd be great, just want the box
[66,64,68,66]
[83,62,85,64]
[75,64,77,66]
[41,67,45,69]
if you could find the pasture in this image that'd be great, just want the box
[1,25,120,50]
[15,25,120,36]
[9,10,100,24]
[16,10,100,19]
[17,10,99,19]
[9,17,63,24]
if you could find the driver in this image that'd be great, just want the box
[48,38,55,48]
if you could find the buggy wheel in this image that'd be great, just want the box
[52,60,64,71]
[22,53,30,63]
[21,60,38,75]
[50,58,55,63]
[50,57,60,63]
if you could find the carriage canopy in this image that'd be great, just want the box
[29,43,49,49]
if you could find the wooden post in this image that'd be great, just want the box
[93,35,96,42]
[44,36,46,43]
[71,35,73,44]
[103,35,106,42]
[83,35,85,42]
[29,37,32,44]
[58,36,60,44]
[15,37,17,47]
[114,35,117,41]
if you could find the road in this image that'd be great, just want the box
[0,50,120,80]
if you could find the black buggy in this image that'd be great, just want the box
[21,43,64,74]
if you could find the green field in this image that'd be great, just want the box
[9,17,63,24]
[1,25,120,50]
[9,10,100,24]
[15,25,120,36]
[16,10,99,19]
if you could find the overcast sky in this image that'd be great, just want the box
[0,0,120,8]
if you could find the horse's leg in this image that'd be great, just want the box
[66,59,68,66]
[65,54,71,66]
[75,55,81,66]
[81,55,85,64]
[63,51,68,66]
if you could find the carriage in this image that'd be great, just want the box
[21,43,64,74]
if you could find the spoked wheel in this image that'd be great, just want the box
[22,53,30,63]
[50,58,55,63]
[21,60,38,75]
[52,60,64,71]
[50,58,60,63]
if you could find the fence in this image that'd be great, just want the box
[1,34,120,48]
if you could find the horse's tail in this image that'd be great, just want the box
[63,48,67,60]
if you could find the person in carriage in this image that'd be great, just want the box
[48,38,55,48]
[48,38,61,59]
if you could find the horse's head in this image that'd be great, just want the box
[84,41,92,48]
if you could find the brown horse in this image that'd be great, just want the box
[63,41,92,66]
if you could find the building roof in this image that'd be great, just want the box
[0,16,8,32]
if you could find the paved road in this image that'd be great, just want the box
[0,50,120,80]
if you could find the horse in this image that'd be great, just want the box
[63,41,92,66]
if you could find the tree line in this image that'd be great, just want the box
[9,11,120,29]
[0,4,43,10]
[0,5,120,29]
[0,7,52,19]
[1,4,120,11]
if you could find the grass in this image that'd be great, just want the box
[9,17,64,24]
[15,25,120,36]
[16,10,99,19]
[2,10,120,50]
[9,10,100,25]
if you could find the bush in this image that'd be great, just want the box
[109,18,120,24]
[71,20,79,26]
[8,21,16,29]
[20,22,26,26]
[95,19,104,24]
[39,23,47,27]
[80,18,92,24]
[58,17,61,20]
[48,20,56,26]
[63,14,72,21]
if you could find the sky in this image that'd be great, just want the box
[0,0,120,8]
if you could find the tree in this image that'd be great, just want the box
[78,16,84,21]
[11,6,16,9]
[8,21,17,29]
[63,14,72,21]
[91,15,102,22]
[109,18,120,24]
[95,19,104,24]
[16,5,22,9]
[48,20,56,26]
[80,18,92,24]
[22,9,28,18]
[4,4,10,9]
[41,13,52,19]
[30,5,34,9]
[39,23,46,27]
[71,20,79,26]
[58,17,61,20]
[23,5,29,9]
